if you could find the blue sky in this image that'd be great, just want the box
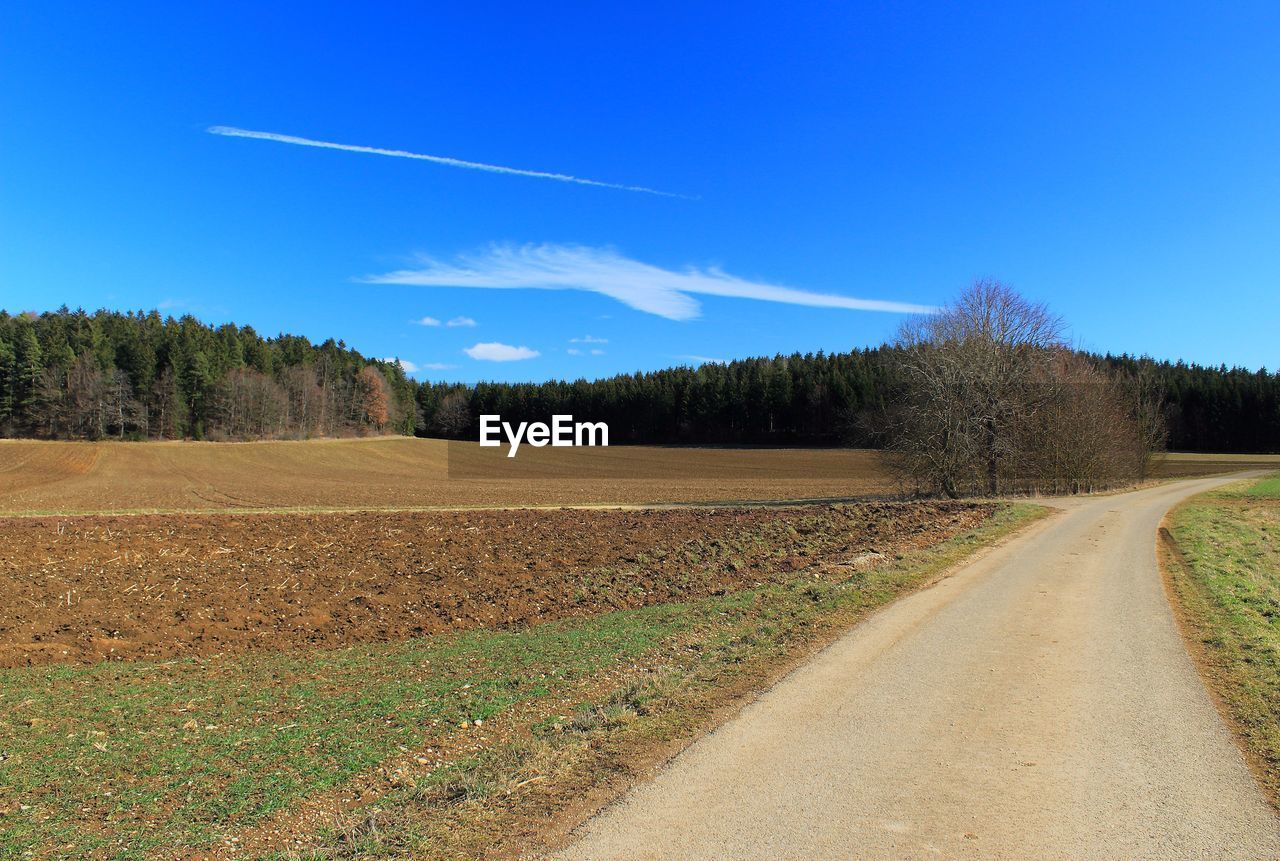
[2,2,1277,382]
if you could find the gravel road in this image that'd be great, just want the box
[552,475,1280,860]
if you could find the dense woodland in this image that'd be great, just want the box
[0,308,417,440]
[418,350,1280,454]
[1,307,1277,453]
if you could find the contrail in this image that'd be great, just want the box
[207,126,690,199]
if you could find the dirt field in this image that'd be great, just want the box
[0,502,991,668]
[1,438,1274,516]
[0,437,898,514]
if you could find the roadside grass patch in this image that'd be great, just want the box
[1165,472,1280,802]
[1244,474,1280,499]
[0,503,1044,860]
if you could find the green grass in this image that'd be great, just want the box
[1165,472,1280,800]
[0,503,1044,860]
[1244,474,1280,498]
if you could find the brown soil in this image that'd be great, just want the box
[0,438,899,514]
[0,502,992,668]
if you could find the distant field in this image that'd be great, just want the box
[0,438,1276,515]
[0,437,895,514]
[1155,451,1280,478]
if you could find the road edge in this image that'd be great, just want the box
[522,502,1058,860]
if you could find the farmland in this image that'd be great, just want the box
[0,438,1274,858]
[0,502,990,668]
[0,438,894,515]
[1,438,1277,516]
[0,491,1028,859]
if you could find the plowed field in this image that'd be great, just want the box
[0,502,991,667]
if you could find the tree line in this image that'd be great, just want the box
[0,308,416,440]
[2,305,1276,455]
[418,348,1279,456]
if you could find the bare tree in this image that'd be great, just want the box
[430,390,472,438]
[66,353,106,439]
[150,365,181,439]
[888,281,1064,496]
[883,281,1163,497]
[1122,360,1169,481]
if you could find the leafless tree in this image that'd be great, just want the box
[884,281,1162,496]
[67,353,106,439]
[150,365,181,439]
[430,390,472,438]
[888,281,1064,496]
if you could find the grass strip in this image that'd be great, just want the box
[1164,472,1280,804]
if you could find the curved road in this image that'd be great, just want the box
[552,475,1280,860]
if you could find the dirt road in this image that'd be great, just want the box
[552,476,1280,859]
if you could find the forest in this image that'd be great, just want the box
[0,308,417,440]
[2,307,1277,453]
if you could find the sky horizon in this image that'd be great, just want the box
[3,3,1277,383]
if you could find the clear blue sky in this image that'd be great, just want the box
[2,2,1277,382]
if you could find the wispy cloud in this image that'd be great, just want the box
[413,316,442,327]
[464,342,540,361]
[422,362,457,371]
[446,316,476,327]
[570,335,608,344]
[365,244,936,322]
[677,354,729,365]
[567,348,582,356]
[207,126,688,198]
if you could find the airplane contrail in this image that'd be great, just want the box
[207,126,690,199]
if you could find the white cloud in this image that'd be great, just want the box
[208,126,687,198]
[365,244,936,322]
[590,348,605,355]
[382,357,420,372]
[464,342,540,362]
[677,354,728,365]
[570,335,608,344]
[414,316,442,327]
[421,362,457,370]
[446,316,477,327]
[567,348,583,356]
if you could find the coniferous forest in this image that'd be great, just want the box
[1,307,1277,453]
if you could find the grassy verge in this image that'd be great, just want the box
[1163,472,1280,804]
[0,503,1045,860]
